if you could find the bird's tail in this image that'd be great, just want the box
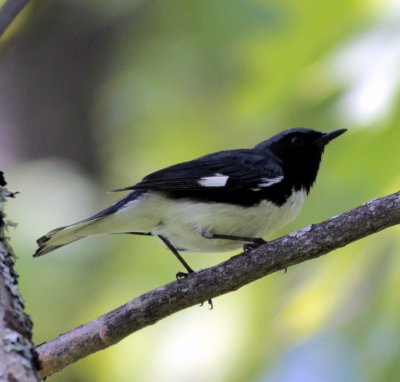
[33,221,94,257]
[33,190,149,257]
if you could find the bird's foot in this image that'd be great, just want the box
[200,299,214,310]
[243,238,267,253]
[176,271,193,280]
[175,271,214,309]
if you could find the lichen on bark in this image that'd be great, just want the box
[0,171,39,382]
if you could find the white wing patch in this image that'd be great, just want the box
[258,176,284,188]
[198,173,229,187]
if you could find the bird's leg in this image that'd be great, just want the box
[157,235,195,279]
[124,231,153,236]
[124,232,195,277]
[200,231,267,253]
[158,235,213,309]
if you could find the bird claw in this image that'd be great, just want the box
[176,271,190,280]
[175,272,214,309]
[200,299,214,310]
[243,238,267,253]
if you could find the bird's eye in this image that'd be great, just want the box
[291,136,304,146]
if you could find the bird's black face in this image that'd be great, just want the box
[256,128,346,191]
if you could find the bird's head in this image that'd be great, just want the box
[255,128,347,191]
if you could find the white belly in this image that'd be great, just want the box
[152,190,306,252]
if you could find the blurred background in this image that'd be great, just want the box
[1,0,400,381]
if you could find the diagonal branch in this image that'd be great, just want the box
[36,191,400,379]
[0,0,31,38]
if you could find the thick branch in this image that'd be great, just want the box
[0,172,39,381]
[37,191,400,379]
[0,0,31,38]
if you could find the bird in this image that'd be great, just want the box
[34,128,346,278]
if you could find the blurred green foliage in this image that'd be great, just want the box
[2,0,400,381]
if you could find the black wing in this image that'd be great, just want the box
[126,149,283,191]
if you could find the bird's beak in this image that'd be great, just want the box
[315,129,347,147]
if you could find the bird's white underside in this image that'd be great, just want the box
[54,189,307,253]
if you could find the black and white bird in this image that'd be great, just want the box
[34,128,346,276]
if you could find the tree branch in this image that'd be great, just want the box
[0,0,31,38]
[36,191,400,379]
[0,172,39,381]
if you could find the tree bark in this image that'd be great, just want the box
[0,172,39,381]
[36,190,400,379]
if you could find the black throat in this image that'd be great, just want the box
[280,150,323,194]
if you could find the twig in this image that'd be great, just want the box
[36,191,400,379]
[0,0,31,38]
